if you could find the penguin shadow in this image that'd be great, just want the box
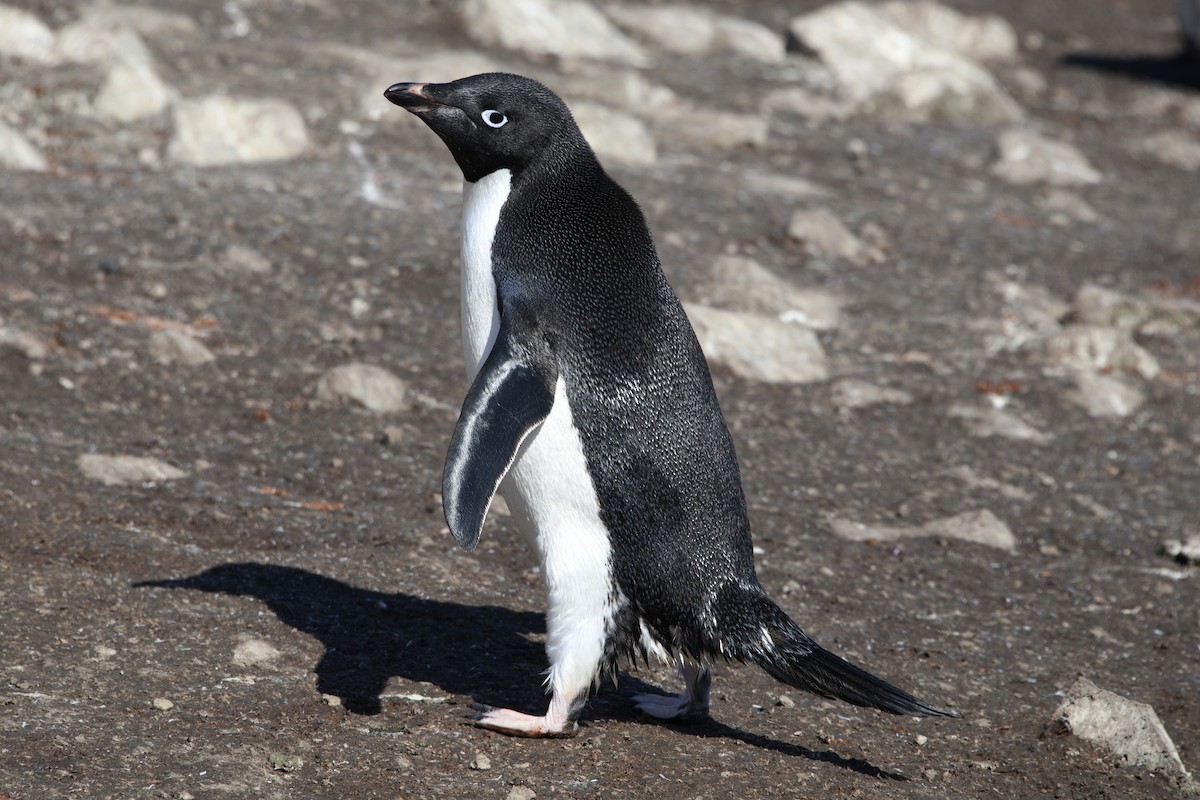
[598,674,910,782]
[137,562,905,779]
[135,562,548,715]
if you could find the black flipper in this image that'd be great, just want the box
[714,583,959,718]
[442,302,557,550]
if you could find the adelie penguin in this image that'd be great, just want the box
[384,73,958,738]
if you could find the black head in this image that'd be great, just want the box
[384,72,591,183]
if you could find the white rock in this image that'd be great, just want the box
[693,255,841,329]
[831,378,913,410]
[148,329,216,366]
[786,208,869,265]
[1036,188,1099,224]
[0,326,47,360]
[151,697,175,711]
[604,5,786,63]
[788,1,1022,124]
[1065,371,1144,418]
[462,0,647,65]
[78,454,188,486]
[0,5,56,63]
[1163,535,1200,564]
[684,304,828,384]
[315,363,411,413]
[877,0,1018,61]
[505,788,537,800]
[1046,677,1194,788]
[654,108,769,150]
[73,5,199,40]
[741,170,831,201]
[1071,284,1152,330]
[556,68,679,114]
[233,638,281,668]
[830,509,1016,552]
[571,101,657,166]
[222,244,273,275]
[169,96,310,166]
[948,403,1053,444]
[94,62,176,122]
[1139,130,1200,171]
[0,122,48,172]
[992,128,1102,186]
[762,87,852,122]
[1038,325,1160,379]
[54,21,153,68]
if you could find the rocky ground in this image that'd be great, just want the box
[2,0,1199,798]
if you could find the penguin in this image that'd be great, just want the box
[384,73,957,738]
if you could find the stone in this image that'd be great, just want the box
[169,96,310,166]
[571,101,657,166]
[1070,284,1153,330]
[151,697,175,711]
[684,304,828,384]
[233,638,281,668]
[948,403,1053,444]
[992,128,1102,186]
[1162,535,1200,565]
[222,244,273,275]
[505,788,536,800]
[556,68,679,114]
[267,752,304,773]
[54,21,154,68]
[693,255,841,329]
[876,0,1018,61]
[831,378,913,410]
[0,325,48,360]
[604,5,786,63]
[1045,677,1194,789]
[740,170,831,200]
[94,62,175,122]
[462,0,647,65]
[0,5,56,63]
[1038,325,1160,379]
[1138,130,1200,171]
[830,509,1016,552]
[762,87,852,122]
[0,122,48,172]
[654,108,769,150]
[77,454,188,486]
[786,208,869,265]
[788,1,1022,124]
[470,753,492,770]
[1037,189,1099,224]
[1065,371,1144,418]
[148,329,216,366]
[315,363,411,413]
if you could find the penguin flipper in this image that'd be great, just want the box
[443,308,557,550]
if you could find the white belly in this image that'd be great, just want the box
[459,169,616,689]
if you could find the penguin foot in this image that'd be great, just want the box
[467,703,578,738]
[630,692,710,723]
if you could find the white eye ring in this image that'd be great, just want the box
[481,109,507,128]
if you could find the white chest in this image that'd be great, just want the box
[460,168,510,379]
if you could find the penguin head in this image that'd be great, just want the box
[384,73,589,183]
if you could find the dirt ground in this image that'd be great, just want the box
[2,1,1198,798]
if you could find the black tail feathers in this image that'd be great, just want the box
[716,584,958,718]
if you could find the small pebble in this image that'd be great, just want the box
[470,752,492,770]
[915,734,928,746]
[152,697,174,711]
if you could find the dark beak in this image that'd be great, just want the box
[384,82,445,113]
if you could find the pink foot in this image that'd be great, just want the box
[468,704,578,738]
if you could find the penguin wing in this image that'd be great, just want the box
[442,305,557,550]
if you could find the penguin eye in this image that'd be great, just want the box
[481,109,508,129]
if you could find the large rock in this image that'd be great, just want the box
[786,208,871,265]
[653,109,769,150]
[993,128,1102,186]
[1038,325,1159,379]
[604,4,786,63]
[830,509,1016,552]
[788,1,1022,124]
[0,122,48,172]
[169,96,310,166]
[78,454,188,486]
[0,5,56,63]
[684,304,828,384]
[876,0,1018,61]
[949,403,1053,444]
[1045,677,1195,790]
[692,255,841,330]
[1138,130,1200,171]
[148,329,216,366]
[54,20,154,68]
[315,363,411,413]
[462,0,647,65]
[1065,371,1144,419]
[94,62,176,122]
[1071,282,1200,336]
[571,101,657,166]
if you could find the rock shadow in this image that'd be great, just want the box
[136,562,546,715]
[1062,50,1200,91]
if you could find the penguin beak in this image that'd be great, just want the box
[384,82,446,113]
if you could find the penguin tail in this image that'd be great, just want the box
[716,583,959,718]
